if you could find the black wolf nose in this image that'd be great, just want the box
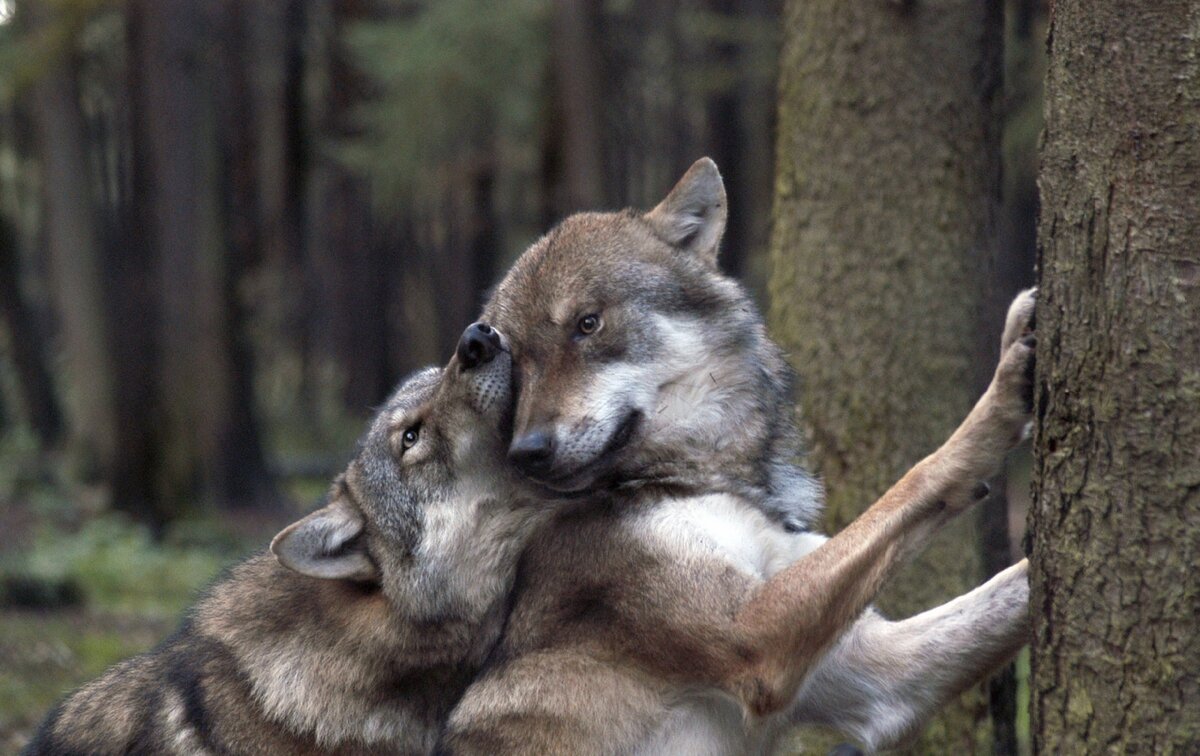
[508,430,555,476]
[457,322,502,370]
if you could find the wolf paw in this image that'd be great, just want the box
[992,288,1037,424]
[1000,287,1036,354]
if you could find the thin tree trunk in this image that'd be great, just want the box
[215,0,280,510]
[112,5,168,529]
[28,4,118,475]
[768,1,1005,751]
[0,216,63,446]
[705,0,749,280]
[309,0,392,413]
[279,0,316,410]
[554,0,609,213]
[550,0,605,211]
[468,159,499,301]
[1030,0,1200,751]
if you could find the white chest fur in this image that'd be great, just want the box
[631,492,826,580]
[627,493,829,754]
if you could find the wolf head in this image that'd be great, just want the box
[271,322,542,622]
[483,158,820,528]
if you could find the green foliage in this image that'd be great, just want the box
[0,431,255,748]
[4,514,230,616]
[340,0,549,205]
[0,431,237,618]
[0,430,235,747]
[0,0,123,104]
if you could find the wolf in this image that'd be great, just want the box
[25,323,557,755]
[442,158,1035,754]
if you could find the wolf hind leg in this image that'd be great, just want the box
[785,560,1030,752]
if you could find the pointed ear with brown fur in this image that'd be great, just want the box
[270,491,378,582]
[644,157,727,267]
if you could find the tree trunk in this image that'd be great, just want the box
[112,5,168,528]
[768,1,1005,751]
[126,0,277,520]
[214,0,281,510]
[550,0,605,212]
[1029,0,1200,751]
[0,215,64,446]
[28,4,118,476]
[309,0,393,413]
[704,0,749,280]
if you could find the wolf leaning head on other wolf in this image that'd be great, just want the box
[26,158,1034,754]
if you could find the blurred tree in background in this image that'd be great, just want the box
[0,0,781,529]
[768,0,1045,753]
[0,2,782,743]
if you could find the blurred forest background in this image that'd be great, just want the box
[0,0,1045,749]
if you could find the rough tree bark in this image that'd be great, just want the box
[768,1,1006,751]
[1030,0,1200,751]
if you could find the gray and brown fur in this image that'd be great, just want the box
[26,326,557,755]
[444,159,1036,753]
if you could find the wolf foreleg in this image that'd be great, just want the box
[787,559,1031,752]
[722,290,1036,717]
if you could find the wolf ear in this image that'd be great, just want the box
[644,157,727,267]
[270,493,379,582]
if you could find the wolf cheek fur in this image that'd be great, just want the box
[25,325,557,756]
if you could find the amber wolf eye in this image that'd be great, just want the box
[577,314,601,335]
